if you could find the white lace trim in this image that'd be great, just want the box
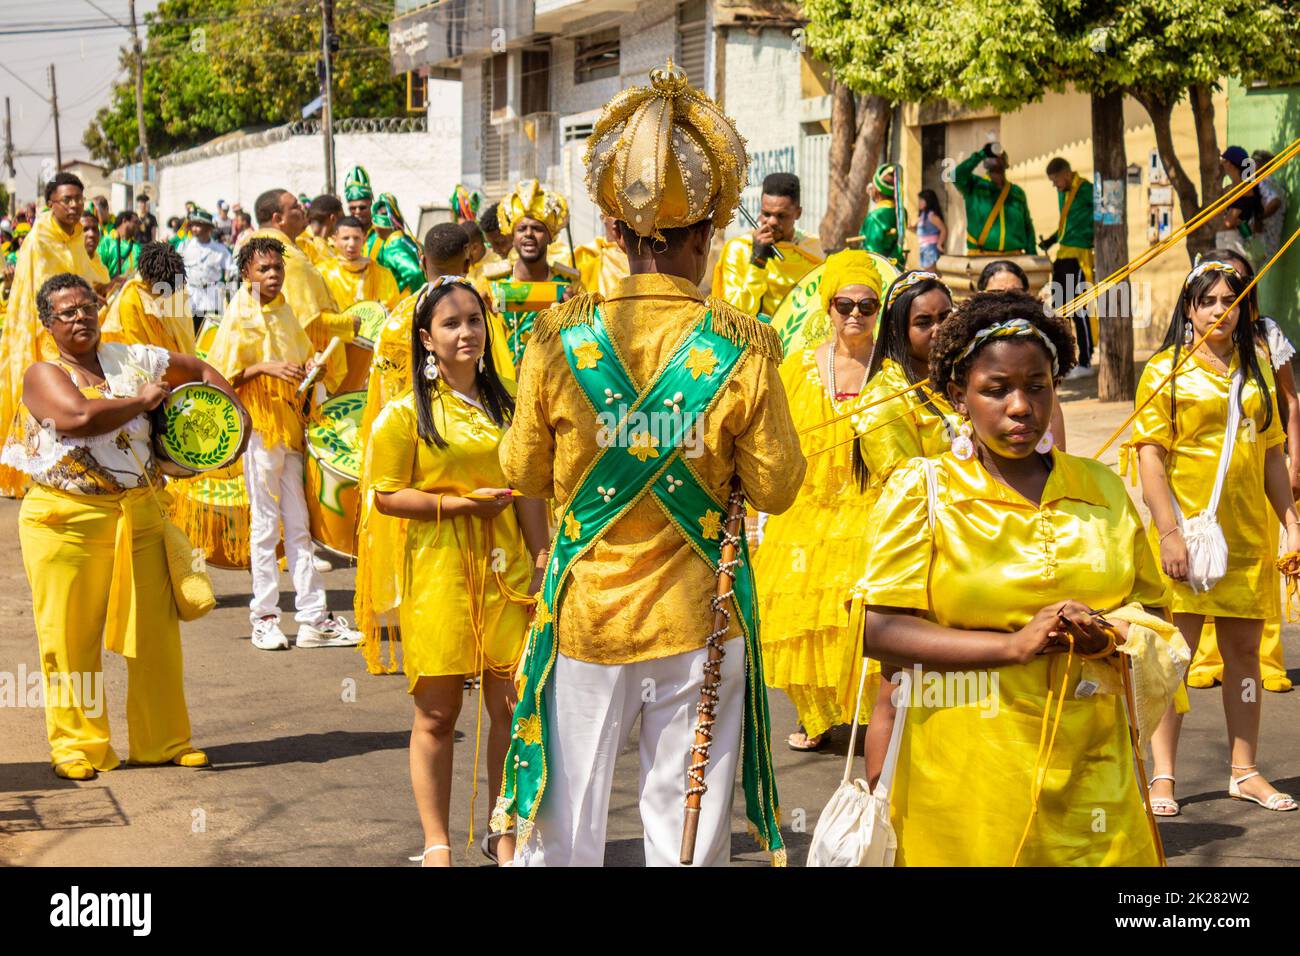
[1261,317,1295,371]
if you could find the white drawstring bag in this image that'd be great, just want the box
[806,457,937,867]
[1170,369,1241,594]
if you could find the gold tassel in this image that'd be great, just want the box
[240,377,305,451]
[530,291,603,342]
[705,296,784,362]
[169,474,251,568]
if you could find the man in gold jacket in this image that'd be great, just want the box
[711,171,823,316]
[0,172,112,495]
[496,62,805,867]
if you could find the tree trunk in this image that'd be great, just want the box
[819,81,891,253]
[1188,83,1224,261]
[1091,90,1135,402]
[1135,89,1216,262]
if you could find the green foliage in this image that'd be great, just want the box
[801,0,1300,106]
[83,0,406,166]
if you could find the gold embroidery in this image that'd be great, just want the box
[572,340,603,370]
[627,431,660,462]
[699,509,723,540]
[685,346,718,380]
[563,512,582,541]
[516,714,543,747]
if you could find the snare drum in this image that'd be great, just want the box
[194,315,221,361]
[152,382,245,478]
[304,390,365,559]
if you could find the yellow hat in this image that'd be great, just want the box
[819,250,884,313]
[585,59,748,239]
[497,179,568,239]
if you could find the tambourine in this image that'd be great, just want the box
[151,382,245,478]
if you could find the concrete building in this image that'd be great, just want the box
[389,0,829,246]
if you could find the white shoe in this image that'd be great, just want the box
[1065,365,1096,379]
[296,614,363,648]
[251,616,290,651]
[313,554,332,573]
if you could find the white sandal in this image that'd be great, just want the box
[409,844,452,865]
[1147,774,1180,817]
[1229,766,1298,812]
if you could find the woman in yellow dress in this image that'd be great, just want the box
[1185,250,1295,694]
[860,290,1179,865]
[1134,261,1298,815]
[849,270,956,774]
[5,272,244,779]
[369,277,549,866]
[755,250,881,751]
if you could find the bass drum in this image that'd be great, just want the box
[304,390,365,560]
[768,253,900,357]
[170,462,252,570]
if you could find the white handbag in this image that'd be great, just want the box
[1170,369,1241,593]
[806,458,936,867]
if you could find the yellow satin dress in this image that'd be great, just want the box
[860,451,1168,866]
[1132,347,1284,619]
[367,388,532,691]
[755,348,874,738]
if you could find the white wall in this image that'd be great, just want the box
[156,79,462,235]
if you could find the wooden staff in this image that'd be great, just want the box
[680,478,746,865]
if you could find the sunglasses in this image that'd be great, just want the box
[832,297,881,318]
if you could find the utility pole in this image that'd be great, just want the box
[320,0,337,194]
[3,96,13,216]
[48,64,62,170]
[128,0,151,187]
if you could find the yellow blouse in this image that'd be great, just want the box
[856,357,956,490]
[318,256,402,311]
[368,388,531,689]
[861,450,1168,866]
[1131,346,1284,619]
[710,233,824,317]
[100,277,196,354]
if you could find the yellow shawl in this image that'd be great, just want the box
[100,276,196,354]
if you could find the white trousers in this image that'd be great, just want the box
[516,642,743,867]
[244,431,326,626]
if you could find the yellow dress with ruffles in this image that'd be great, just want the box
[860,451,1169,866]
[1130,347,1284,619]
[367,388,532,691]
[754,348,874,739]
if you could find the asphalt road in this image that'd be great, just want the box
[2,385,1298,866]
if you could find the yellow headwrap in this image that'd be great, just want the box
[819,250,884,313]
[497,179,568,239]
[585,59,749,239]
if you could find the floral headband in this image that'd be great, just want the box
[1184,260,1237,288]
[956,318,1060,376]
[885,271,946,310]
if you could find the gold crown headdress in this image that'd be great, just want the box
[584,59,749,239]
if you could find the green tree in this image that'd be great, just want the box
[83,0,405,166]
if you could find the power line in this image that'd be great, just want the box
[0,59,50,101]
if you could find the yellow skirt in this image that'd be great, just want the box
[19,485,194,769]
[892,654,1159,866]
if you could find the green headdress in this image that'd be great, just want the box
[872,164,896,200]
[370,192,407,232]
[344,165,373,202]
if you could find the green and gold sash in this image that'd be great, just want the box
[491,305,785,864]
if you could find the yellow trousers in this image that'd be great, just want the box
[19,485,195,770]
[1189,620,1291,692]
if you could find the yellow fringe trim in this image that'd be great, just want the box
[354,514,404,677]
[705,295,784,362]
[240,376,304,451]
[169,476,251,569]
[530,291,603,342]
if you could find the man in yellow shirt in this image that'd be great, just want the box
[299,194,342,265]
[712,172,824,316]
[318,216,401,311]
[100,241,196,353]
[573,214,630,298]
[0,172,113,495]
[493,61,804,867]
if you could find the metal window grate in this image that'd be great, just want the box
[574,26,620,84]
[676,0,707,89]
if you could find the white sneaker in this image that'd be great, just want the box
[312,554,332,573]
[251,616,290,651]
[1065,365,1096,379]
[296,614,363,648]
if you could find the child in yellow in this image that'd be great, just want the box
[99,241,196,354]
[755,251,881,750]
[205,236,362,652]
[1133,261,1298,815]
[318,216,402,311]
[368,277,547,867]
[861,291,1182,865]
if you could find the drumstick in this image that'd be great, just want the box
[463,490,522,500]
[297,336,341,394]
